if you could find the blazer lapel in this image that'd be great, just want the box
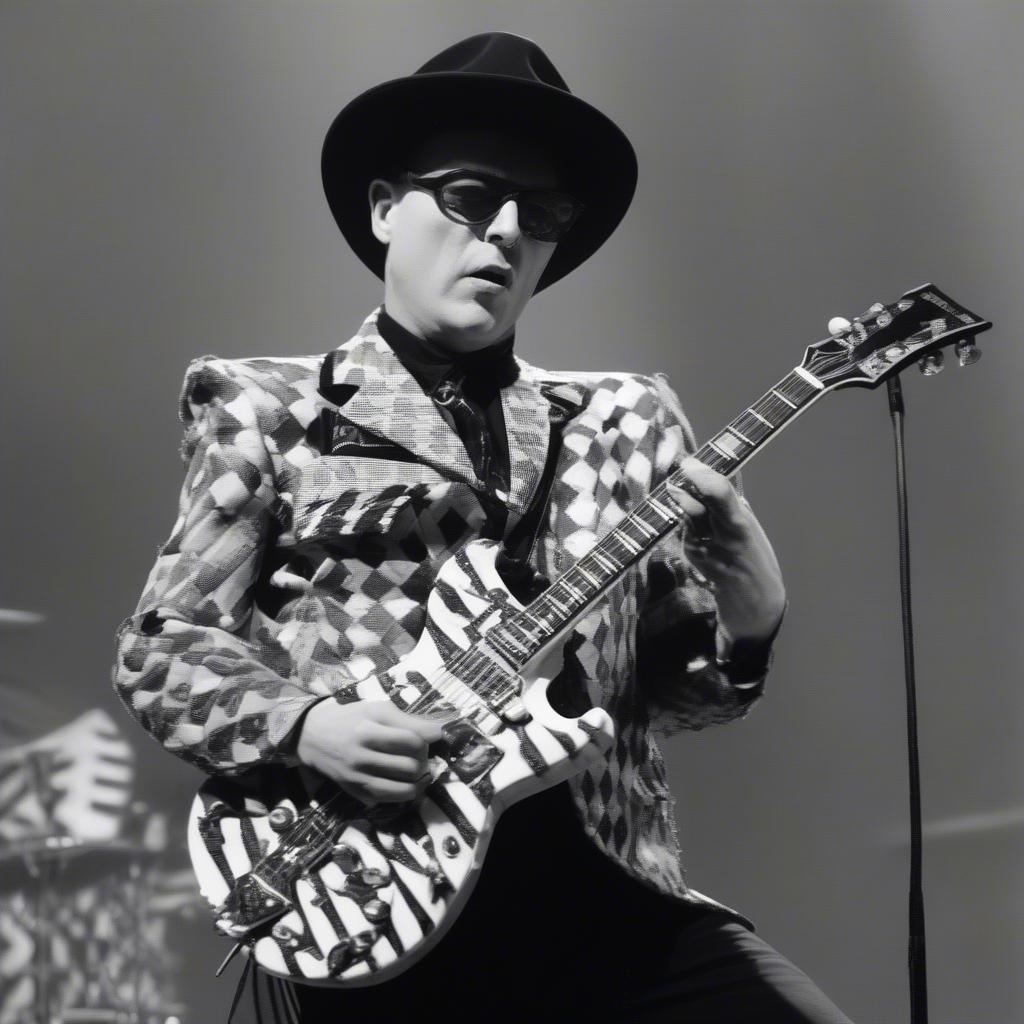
[501,361,552,515]
[322,308,480,487]
[321,309,578,515]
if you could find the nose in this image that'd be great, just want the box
[484,199,521,249]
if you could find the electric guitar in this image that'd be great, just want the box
[188,283,991,987]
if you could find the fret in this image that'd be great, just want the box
[574,562,603,588]
[488,628,528,661]
[774,376,803,405]
[509,615,543,646]
[731,412,771,446]
[610,531,642,556]
[747,407,773,428]
[500,619,532,646]
[561,578,587,602]
[555,580,584,607]
[708,436,739,460]
[636,500,676,535]
[646,495,679,525]
[694,448,733,476]
[543,591,572,618]
[725,425,754,446]
[749,395,789,427]
[536,607,561,633]
[589,549,620,575]
[769,387,797,409]
[628,513,660,540]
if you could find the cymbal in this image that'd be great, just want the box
[62,1004,187,1023]
[883,805,1024,843]
[0,608,45,626]
[0,835,155,868]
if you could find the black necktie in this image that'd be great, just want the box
[430,373,509,495]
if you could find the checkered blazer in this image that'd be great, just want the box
[112,306,769,914]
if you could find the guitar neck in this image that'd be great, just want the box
[487,367,826,665]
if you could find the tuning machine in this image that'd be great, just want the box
[917,351,944,376]
[955,337,981,366]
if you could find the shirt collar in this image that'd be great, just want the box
[377,306,519,397]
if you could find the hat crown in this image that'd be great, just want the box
[414,32,570,94]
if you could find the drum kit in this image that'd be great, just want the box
[1,609,195,1024]
[0,827,192,1024]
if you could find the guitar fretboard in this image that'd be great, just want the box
[485,368,825,666]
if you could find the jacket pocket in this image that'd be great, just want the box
[291,456,446,542]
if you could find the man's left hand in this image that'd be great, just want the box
[665,456,786,644]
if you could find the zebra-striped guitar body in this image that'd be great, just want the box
[187,538,616,987]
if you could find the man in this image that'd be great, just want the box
[113,32,851,1023]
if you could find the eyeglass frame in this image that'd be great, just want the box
[401,169,585,242]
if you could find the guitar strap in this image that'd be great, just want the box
[503,389,574,564]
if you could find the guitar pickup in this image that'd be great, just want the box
[438,719,502,785]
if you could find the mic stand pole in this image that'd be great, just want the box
[887,374,928,1024]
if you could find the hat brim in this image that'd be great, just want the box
[321,73,638,293]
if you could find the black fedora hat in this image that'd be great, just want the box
[321,32,638,293]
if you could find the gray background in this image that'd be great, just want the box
[2,2,1021,1021]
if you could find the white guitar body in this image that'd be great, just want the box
[187,538,616,987]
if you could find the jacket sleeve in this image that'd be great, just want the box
[636,372,780,737]
[111,355,324,775]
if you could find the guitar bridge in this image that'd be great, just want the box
[215,872,292,938]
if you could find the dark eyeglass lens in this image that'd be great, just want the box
[435,178,576,239]
[518,206,558,240]
[523,196,575,225]
[440,182,498,222]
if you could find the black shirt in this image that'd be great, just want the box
[376,305,517,503]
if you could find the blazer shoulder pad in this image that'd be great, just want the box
[178,353,325,466]
[178,353,322,419]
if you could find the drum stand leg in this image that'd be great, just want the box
[26,852,58,1024]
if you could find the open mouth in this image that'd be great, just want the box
[467,267,511,288]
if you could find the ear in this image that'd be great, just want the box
[369,178,402,245]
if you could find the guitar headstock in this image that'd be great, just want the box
[801,284,992,390]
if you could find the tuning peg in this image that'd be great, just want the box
[955,337,981,366]
[854,301,885,321]
[917,351,944,376]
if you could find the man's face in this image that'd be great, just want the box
[369,128,563,352]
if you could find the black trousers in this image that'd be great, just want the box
[244,783,853,1024]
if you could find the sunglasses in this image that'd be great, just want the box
[403,169,584,243]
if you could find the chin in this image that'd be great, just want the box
[439,297,511,347]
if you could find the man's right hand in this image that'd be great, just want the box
[295,699,446,805]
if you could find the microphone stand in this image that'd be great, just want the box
[887,375,928,1024]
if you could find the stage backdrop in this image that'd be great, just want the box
[2,2,1021,1021]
